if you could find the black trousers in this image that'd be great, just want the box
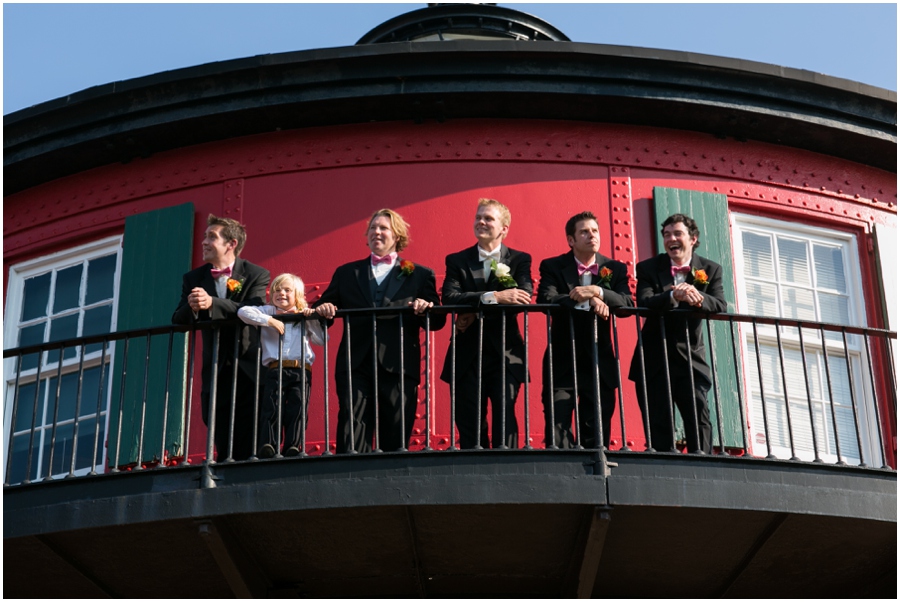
[542,375,615,449]
[635,370,711,453]
[453,369,520,449]
[259,367,312,453]
[335,367,418,453]
[201,363,257,462]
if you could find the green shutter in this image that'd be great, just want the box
[107,203,194,467]
[652,187,743,449]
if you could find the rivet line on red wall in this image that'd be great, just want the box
[4,123,895,251]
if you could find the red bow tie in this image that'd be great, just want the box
[210,266,232,279]
[577,263,599,277]
[371,253,393,266]
[671,265,692,278]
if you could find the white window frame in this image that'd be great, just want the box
[3,236,122,482]
[730,214,880,465]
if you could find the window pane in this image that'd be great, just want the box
[49,315,79,361]
[745,281,778,317]
[53,265,83,313]
[777,237,810,286]
[21,273,51,322]
[86,254,117,305]
[74,416,104,471]
[9,433,39,484]
[46,372,80,424]
[41,423,75,478]
[813,244,846,293]
[781,286,816,321]
[82,305,113,355]
[18,323,46,371]
[818,292,850,326]
[13,380,46,432]
[742,232,774,280]
[79,366,106,418]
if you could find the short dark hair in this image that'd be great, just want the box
[565,211,598,239]
[661,213,700,249]
[207,214,247,256]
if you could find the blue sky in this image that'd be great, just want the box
[3,3,897,115]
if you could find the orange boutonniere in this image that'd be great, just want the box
[692,269,709,286]
[226,277,243,297]
[398,259,415,279]
[599,266,613,289]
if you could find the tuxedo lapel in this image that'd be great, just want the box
[382,263,405,304]
[657,254,676,291]
[467,245,488,289]
[561,252,580,292]
[354,259,375,306]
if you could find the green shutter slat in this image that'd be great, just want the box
[652,187,743,449]
[108,203,194,467]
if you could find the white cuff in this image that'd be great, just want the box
[481,291,497,305]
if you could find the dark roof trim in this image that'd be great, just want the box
[5,41,896,194]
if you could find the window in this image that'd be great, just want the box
[3,237,122,483]
[731,216,878,465]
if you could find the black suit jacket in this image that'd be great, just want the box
[627,252,727,387]
[314,257,445,384]
[538,251,634,390]
[439,244,533,383]
[172,257,270,396]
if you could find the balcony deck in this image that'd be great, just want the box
[4,448,895,597]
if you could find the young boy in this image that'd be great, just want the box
[238,273,326,458]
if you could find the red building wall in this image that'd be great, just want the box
[5,119,896,456]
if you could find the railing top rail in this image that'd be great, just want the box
[4,305,895,358]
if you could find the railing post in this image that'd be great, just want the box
[820,326,845,465]
[5,353,24,486]
[134,333,152,471]
[90,339,109,475]
[705,318,725,455]
[424,313,432,451]
[523,311,531,450]
[751,321,776,460]
[44,345,66,481]
[862,332,890,469]
[842,328,867,467]
[797,326,823,463]
[773,321,799,461]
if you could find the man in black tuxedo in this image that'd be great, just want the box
[538,211,634,449]
[628,213,727,454]
[440,198,533,449]
[314,209,445,453]
[172,214,269,461]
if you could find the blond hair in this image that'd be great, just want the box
[477,198,511,228]
[269,273,307,311]
[367,208,411,252]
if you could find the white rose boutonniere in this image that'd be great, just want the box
[491,260,518,288]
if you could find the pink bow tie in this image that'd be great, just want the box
[577,263,599,277]
[671,265,691,278]
[371,253,393,267]
[210,266,232,279]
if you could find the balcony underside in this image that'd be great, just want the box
[4,451,896,598]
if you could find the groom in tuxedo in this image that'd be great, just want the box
[628,213,727,454]
[440,198,533,449]
[538,211,633,450]
[314,209,445,453]
[172,214,269,462]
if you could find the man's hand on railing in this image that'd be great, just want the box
[589,297,610,320]
[494,289,533,305]
[315,303,338,320]
[569,285,601,303]
[408,298,434,315]
[673,283,703,307]
[188,287,214,312]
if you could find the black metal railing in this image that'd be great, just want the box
[3,306,896,487]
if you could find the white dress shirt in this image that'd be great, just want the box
[371,252,398,285]
[574,257,602,311]
[237,305,326,366]
[478,245,502,304]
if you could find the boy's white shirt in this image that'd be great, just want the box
[238,304,326,366]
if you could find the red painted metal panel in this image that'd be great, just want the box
[4,119,896,461]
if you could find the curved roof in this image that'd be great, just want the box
[4,40,896,194]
